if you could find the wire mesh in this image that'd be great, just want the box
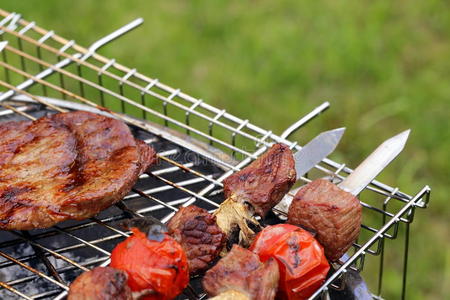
[0,9,430,300]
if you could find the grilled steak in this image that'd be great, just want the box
[68,267,132,300]
[203,244,279,300]
[167,205,226,275]
[0,111,156,230]
[223,143,296,217]
[287,179,362,261]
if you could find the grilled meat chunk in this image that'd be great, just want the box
[287,179,362,261]
[0,111,156,230]
[68,267,132,300]
[167,205,226,274]
[223,143,296,217]
[215,143,295,248]
[209,290,250,300]
[203,245,279,300]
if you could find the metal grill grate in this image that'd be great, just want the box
[0,9,430,300]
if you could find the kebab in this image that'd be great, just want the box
[213,128,345,248]
[67,128,345,298]
[203,224,331,300]
[167,143,297,274]
[287,130,410,261]
[205,130,410,300]
[167,128,345,274]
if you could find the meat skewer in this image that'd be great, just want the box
[168,145,295,266]
[288,130,410,261]
[214,143,295,247]
[67,128,344,298]
[214,128,345,247]
[166,129,344,272]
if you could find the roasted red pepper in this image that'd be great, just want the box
[110,227,189,300]
[250,224,329,300]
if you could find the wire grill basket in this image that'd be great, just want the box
[0,9,430,300]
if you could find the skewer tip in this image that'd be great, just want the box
[0,41,8,52]
[397,129,411,143]
[326,127,346,142]
[384,129,411,151]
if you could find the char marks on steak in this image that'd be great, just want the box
[287,178,362,261]
[167,205,226,275]
[68,267,132,300]
[223,143,296,217]
[0,111,156,230]
[203,244,279,300]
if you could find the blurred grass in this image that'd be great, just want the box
[1,0,449,299]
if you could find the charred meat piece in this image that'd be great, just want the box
[223,143,296,217]
[209,290,250,300]
[0,111,157,230]
[215,144,296,247]
[167,205,226,275]
[203,245,279,300]
[68,267,132,300]
[287,179,362,261]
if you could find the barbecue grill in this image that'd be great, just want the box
[0,9,430,300]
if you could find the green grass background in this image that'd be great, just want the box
[2,1,449,299]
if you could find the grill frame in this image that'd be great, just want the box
[0,9,430,300]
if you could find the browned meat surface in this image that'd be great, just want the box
[0,111,156,230]
[287,178,362,261]
[167,205,226,275]
[223,143,296,217]
[203,245,279,300]
[68,267,132,300]
[209,290,250,300]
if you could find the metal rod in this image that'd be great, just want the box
[280,101,330,139]
[21,231,66,285]
[0,282,33,300]
[11,231,89,272]
[0,250,69,290]
[401,221,411,300]
[80,18,143,61]
[0,77,66,112]
[0,53,79,103]
[148,172,220,208]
